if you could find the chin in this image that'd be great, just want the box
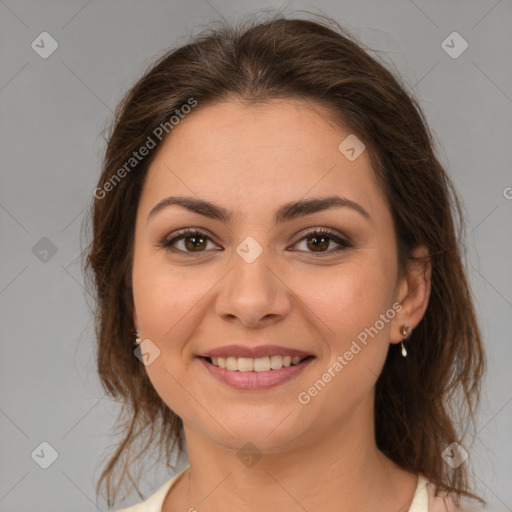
[210,417,306,454]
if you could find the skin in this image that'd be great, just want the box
[131,97,431,512]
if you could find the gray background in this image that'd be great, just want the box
[1,1,511,511]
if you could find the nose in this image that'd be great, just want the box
[215,247,292,328]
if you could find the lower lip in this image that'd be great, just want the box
[198,356,315,391]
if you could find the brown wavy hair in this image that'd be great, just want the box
[82,10,486,509]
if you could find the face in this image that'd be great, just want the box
[131,98,409,454]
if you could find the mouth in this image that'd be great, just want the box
[197,355,316,391]
[201,355,314,372]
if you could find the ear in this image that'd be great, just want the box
[390,245,431,344]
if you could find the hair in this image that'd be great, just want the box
[82,10,486,509]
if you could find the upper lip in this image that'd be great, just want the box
[199,344,313,359]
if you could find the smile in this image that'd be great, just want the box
[198,355,315,390]
[208,355,309,372]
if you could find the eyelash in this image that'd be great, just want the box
[159,227,352,257]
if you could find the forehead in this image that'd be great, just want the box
[139,98,386,221]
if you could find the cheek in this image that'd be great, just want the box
[132,246,209,339]
[131,255,207,420]
[294,261,396,416]
[301,258,395,341]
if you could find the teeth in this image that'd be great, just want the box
[238,357,254,372]
[226,356,238,371]
[208,355,309,371]
[254,357,270,372]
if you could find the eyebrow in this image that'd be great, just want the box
[146,195,371,225]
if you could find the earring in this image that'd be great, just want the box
[400,324,411,358]
[132,329,142,346]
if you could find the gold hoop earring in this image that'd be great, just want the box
[132,329,141,346]
[400,323,411,358]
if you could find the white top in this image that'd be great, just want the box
[115,467,493,512]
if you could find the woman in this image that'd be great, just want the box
[83,13,490,512]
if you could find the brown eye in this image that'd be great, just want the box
[306,234,330,252]
[161,229,217,254]
[293,229,351,256]
[183,234,207,251]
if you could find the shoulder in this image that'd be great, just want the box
[425,480,505,512]
[113,466,190,512]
